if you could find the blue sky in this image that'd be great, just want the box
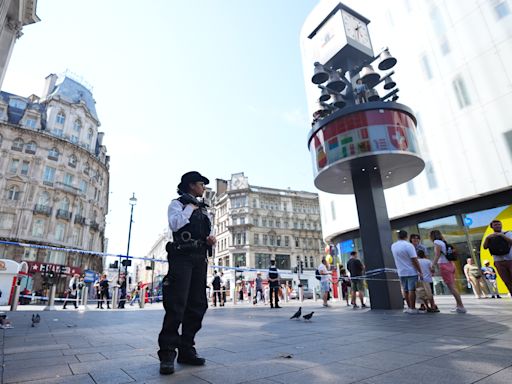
[3,0,319,258]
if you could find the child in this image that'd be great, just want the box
[340,267,351,306]
[417,250,439,312]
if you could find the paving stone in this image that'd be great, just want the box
[89,368,135,384]
[3,354,79,370]
[9,373,95,384]
[75,352,107,362]
[476,367,512,384]
[3,364,73,384]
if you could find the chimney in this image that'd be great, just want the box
[97,132,104,146]
[41,74,58,99]
[216,179,228,195]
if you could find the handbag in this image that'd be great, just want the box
[416,281,433,301]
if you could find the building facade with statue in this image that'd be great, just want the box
[0,73,110,293]
[212,173,324,294]
[0,0,40,87]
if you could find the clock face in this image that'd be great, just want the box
[342,11,371,50]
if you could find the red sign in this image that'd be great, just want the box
[27,262,81,276]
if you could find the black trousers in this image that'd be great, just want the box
[269,286,279,307]
[212,289,222,305]
[63,293,77,308]
[158,250,207,362]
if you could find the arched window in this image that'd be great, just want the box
[6,185,20,200]
[59,198,70,211]
[83,162,90,175]
[11,138,24,151]
[68,154,78,167]
[73,119,82,132]
[37,191,50,206]
[48,147,59,160]
[25,141,37,154]
[87,128,93,140]
[56,111,65,125]
[75,201,83,216]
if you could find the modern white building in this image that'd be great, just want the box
[301,0,512,294]
[0,0,39,87]
[0,73,110,293]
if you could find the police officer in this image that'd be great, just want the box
[268,259,281,309]
[158,171,216,375]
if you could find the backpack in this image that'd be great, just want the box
[212,275,221,288]
[487,232,511,256]
[442,241,457,261]
[315,269,321,281]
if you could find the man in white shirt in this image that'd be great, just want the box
[391,230,423,314]
[158,172,216,375]
[318,258,331,307]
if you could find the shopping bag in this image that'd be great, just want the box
[416,281,433,302]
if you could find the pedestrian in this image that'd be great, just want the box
[118,275,127,308]
[339,266,351,306]
[463,257,487,299]
[410,233,428,254]
[317,257,331,307]
[130,282,141,306]
[255,272,264,303]
[158,171,216,375]
[99,274,110,309]
[268,259,281,308]
[94,280,101,309]
[481,260,501,298]
[430,230,466,313]
[482,220,512,296]
[346,251,366,309]
[62,273,79,309]
[220,271,227,305]
[391,230,423,314]
[211,271,222,307]
[417,250,439,312]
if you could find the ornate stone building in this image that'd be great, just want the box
[212,173,324,288]
[0,0,40,87]
[0,73,109,292]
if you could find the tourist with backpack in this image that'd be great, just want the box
[430,230,466,313]
[483,220,512,296]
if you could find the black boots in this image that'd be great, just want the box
[159,350,177,375]
[177,347,206,366]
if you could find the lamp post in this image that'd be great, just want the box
[125,193,137,287]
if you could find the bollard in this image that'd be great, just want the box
[139,286,146,309]
[313,286,318,302]
[232,286,237,305]
[10,285,20,311]
[112,286,119,309]
[299,284,304,302]
[338,281,343,302]
[81,286,88,310]
[284,287,289,303]
[44,285,57,311]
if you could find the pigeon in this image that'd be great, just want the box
[31,314,41,327]
[302,312,314,321]
[290,307,302,320]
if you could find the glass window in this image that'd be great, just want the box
[43,166,56,184]
[55,223,65,241]
[11,138,23,151]
[79,179,88,194]
[8,159,19,173]
[453,75,471,108]
[56,111,65,125]
[25,141,37,153]
[254,233,259,245]
[68,154,77,167]
[32,218,46,237]
[269,235,275,245]
[48,148,60,160]
[47,250,66,264]
[275,254,291,270]
[420,54,433,80]
[21,161,30,176]
[38,192,50,206]
[255,253,271,269]
[25,118,36,128]
[263,234,268,245]
[493,0,510,19]
[6,185,20,200]
[284,236,290,247]
[234,253,246,267]
[276,236,281,246]
[23,248,37,261]
[59,198,70,211]
[295,238,300,247]
[73,119,82,132]
[64,173,74,186]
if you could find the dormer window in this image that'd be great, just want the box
[9,98,26,109]
[68,154,78,168]
[56,111,65,125]
[25,117,37,128]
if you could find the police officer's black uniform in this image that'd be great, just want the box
[158,171,212,375]
[268,261,281,308]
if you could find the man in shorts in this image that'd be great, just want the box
[346,251,366,309]
[317,258,331,307]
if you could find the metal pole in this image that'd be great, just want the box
[125,202,134,280]
[44,285,57,311]
[139,286,146,308]
[112,286,119,309]
[10,285,20,311]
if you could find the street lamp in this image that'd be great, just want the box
[125,193,137,286]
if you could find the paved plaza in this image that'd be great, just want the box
[1,296,512,384]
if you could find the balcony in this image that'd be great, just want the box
[55,181,82,195]
[89,221,99,231]
[33,204,52,216]
[56,209,72,220]
[74,215,86,225]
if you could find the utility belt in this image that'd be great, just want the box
[166,229,211,254]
